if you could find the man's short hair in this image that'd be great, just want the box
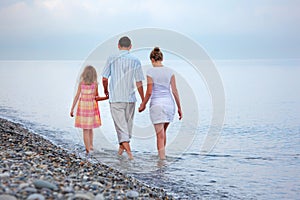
[118,36,131,48]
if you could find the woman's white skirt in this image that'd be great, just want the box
[150,99,175,124]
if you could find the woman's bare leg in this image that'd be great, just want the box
[154,123,166,160]
[163,123,169,147]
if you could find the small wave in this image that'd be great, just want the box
[205,154,233,158]
[244,157,273,161]
[182,152,233,158]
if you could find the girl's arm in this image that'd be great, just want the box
[70,83,81,117]
[95,83,99,97]
[95,96,109,101]
[170,75,182,120]
[138,76,153,112]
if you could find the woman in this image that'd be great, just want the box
[139,47,182,160]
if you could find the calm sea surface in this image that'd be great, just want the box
[0,59,299,199]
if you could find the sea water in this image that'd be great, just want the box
[0,59,299,199]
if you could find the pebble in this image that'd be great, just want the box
[23,187,38,193]
[62,186,74,193]
[92,181,104,188]
[0,172,10,179]
[69,192,94,200]
[18,183,30,190]
[0,118,173,200]
[94,193,105,200]
[26,193,45,200]
[126,190,139,198]
[0,194,17,200]
[82,175,89,181]
[33,180,58,191]
[24,151,35,156]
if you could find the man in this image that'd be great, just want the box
[102,36,144,160]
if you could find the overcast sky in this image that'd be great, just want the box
[0,0,299,60]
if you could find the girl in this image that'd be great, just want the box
[139,47,182,160]
[70,65,108,154]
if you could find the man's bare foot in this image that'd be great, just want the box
[118,145,125,155]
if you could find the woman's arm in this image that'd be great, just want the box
[170,75,182,120]
[70,83,81,117]
[138,76,153,112]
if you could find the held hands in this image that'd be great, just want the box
[138,103,146,112]
[104,89,109,97]
[95,89,109,101]
[95,94,109,101]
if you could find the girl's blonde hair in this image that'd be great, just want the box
[80,65,98,84]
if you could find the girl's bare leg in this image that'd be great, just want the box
[83,129,90,153]
[89,129,94,151]
[154,123,166,160]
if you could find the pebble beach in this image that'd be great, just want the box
[0,118,173,200]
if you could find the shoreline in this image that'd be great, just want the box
[0,118,173,199]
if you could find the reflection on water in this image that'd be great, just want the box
[0,60,300,199]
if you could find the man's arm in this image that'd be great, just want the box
[136,81,144,101]
[138,76,152,112]
[102,77,109,97]
[102,56,111,97]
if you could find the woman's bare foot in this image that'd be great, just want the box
[128,153,134,160]
[159,156,166,160]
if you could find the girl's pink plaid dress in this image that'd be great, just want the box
[75,82,101,129]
